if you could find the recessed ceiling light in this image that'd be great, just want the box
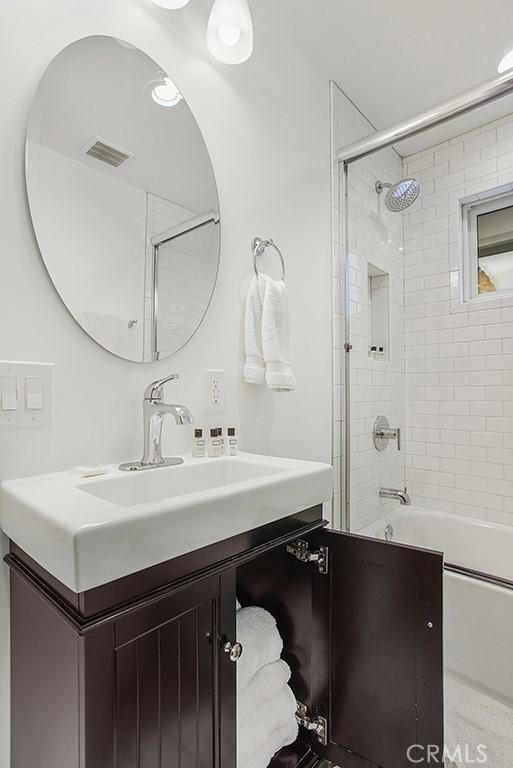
[151,77,183,107]
[498,49,513,73]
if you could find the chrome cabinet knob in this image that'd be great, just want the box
[223,641,243,662]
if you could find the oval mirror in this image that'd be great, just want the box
[26,36,220,362]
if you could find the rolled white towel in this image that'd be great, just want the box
[238,659,291,728]
[239,716,299,768]
[236,607,283,692]
[237,684,298,765]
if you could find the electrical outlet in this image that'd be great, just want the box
[204,369,225,412]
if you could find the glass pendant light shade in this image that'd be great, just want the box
[152,0,191,9]
[207,0,253,65]
[498,49,513,73]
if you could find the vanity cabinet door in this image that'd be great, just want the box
[305,530,443,768]
[83,572,236,768]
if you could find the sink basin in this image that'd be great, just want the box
[80,456,286,507]
[1,453,333,593]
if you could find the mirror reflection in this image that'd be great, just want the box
[477,204,513,294]
[26,35,220,362]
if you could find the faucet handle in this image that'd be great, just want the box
[144,374,179,401]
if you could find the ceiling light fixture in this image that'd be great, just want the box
[152,0,191,8]
[498,49,513,73]
[207,0,253,65]
[151,77,184,107]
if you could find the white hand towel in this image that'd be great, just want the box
[237,684,298,765]
[244,277,266,385]
[261,277,296,392]
[237,659,291,727]
[239,716,299,768]
[236,606,283,692]
[244,275,296,392]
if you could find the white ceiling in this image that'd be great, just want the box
[29,36,218,212]
[266,0,513,156]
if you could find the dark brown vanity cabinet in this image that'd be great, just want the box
[6,509,443,768]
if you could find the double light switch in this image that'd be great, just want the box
[0,362,53,427]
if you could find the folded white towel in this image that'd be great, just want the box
[244,277,266,385]
[261,277,296,392]
[239,716,299,768]
[238,659,291,727]
[238,683,298,764]
[244,275,296,392]
[236,597,241,611]
[236,606,283,692]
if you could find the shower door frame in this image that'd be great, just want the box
[336,68,513,531]
[150,210,220,361]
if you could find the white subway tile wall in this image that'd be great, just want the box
[144,194,219,360]
[333,85,513,529]
[404,113,513,526]
[332,84,406,531]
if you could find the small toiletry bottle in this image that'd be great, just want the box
[225,427,238,456]
[192,428,206,458]
[217,427,224,455]
[370,345,377,359]
[208,428,223,458]
[378,346,384,361]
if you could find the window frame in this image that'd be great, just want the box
[462,190,513,303]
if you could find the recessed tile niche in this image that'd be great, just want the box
[368,263,389,361]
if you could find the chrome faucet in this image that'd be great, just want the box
[119,374,193,472]
[379,486,411,505]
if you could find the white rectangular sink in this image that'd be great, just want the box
[1,453,333,593]
[80,457,286,507]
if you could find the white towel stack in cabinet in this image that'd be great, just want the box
[236,604,299,768]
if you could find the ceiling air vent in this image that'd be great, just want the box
[80,136,134,168]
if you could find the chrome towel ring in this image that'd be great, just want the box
[253,236,286,281]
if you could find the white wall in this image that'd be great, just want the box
[331,84,406,531]
[0,1,333,763]
[30,143,147,360]
[404,112,513,526]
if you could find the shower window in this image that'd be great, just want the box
[462,190,513,300]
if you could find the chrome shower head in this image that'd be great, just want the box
[375,178,419,212]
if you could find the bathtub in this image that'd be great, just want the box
[361,506,513,704]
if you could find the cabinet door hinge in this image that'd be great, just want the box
[295,701,327,746]
[286,539,329,574]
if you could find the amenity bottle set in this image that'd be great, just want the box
[192,427,238,458]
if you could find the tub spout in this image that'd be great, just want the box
[379,486,411,505]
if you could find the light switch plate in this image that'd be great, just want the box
[1,376,18,411]
[0,361,54,428]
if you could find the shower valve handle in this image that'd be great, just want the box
[373,416,401,451]
[378,426,401,450]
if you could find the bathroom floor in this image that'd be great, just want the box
[444,674,513,768]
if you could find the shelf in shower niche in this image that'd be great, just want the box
[368,263,389,362]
